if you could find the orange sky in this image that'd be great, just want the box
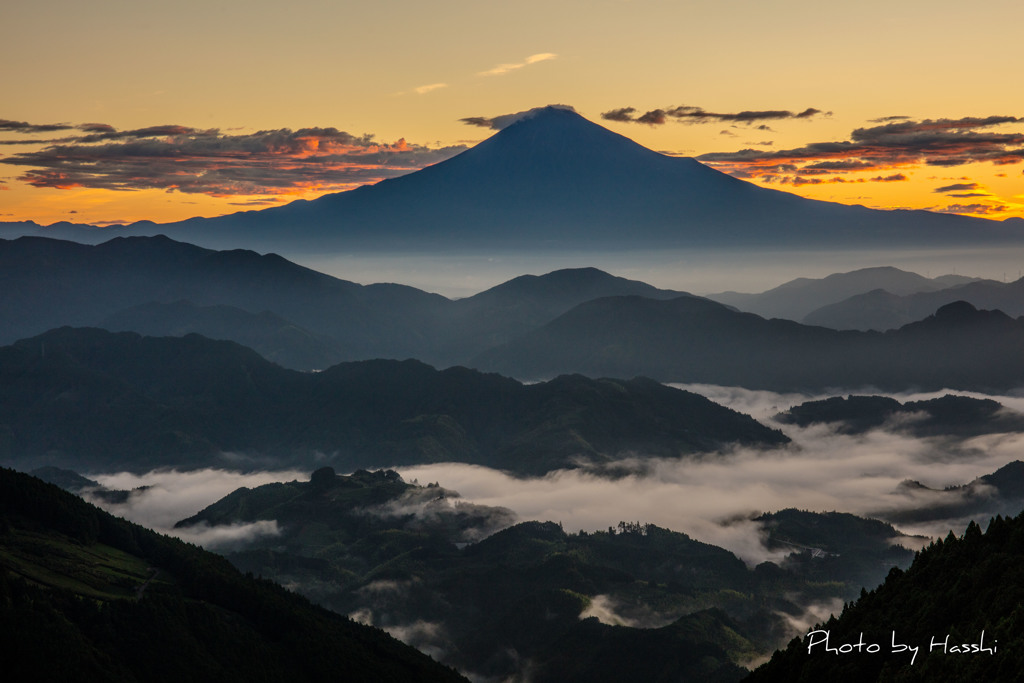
[2,0,1022,227]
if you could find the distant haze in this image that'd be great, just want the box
[297,246,1024,299]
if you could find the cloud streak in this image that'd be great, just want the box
[0,120,467,198]
[478,52,557,76]
[413,83,448,95]
[601,105,828,126]
[0,118,76,133]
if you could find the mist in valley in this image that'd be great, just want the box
[294,246,1024,299]
[72,384,1024,678]
[82,386,1024,564]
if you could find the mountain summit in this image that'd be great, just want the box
[6,106,1022,251]
[165,104,788,249]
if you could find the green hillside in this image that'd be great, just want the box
[0,467,465,682]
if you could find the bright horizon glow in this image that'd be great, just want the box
[2,0,1022,226]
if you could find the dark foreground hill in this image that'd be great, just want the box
[744,512,1024,682]
[0,467,465,682]
[0,327,786,475]
[473,297,1024,392]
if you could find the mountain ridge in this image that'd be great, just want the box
[472,296,1024,391]
[0,327,788,474]
[0,235,697,367]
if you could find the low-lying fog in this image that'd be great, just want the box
[293,246,1024,298]
[86,386,1024,565]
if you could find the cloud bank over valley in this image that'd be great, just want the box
[81,387,1024,565]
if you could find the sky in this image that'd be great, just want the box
[2,0,1023,227]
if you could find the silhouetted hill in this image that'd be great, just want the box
[0,234,447,361]
[707,267,979,322]
[805,276,1024,330]
[100,300,348,370]
[879,461,1024,526]
[744,513,1024,681]
[434,267,693,362]
[0,235,719,368]
[775,394,1024,437]
[756,509,924,588]
[0,467,466,682]
[0,328,787,474]
[472,297,1024,392]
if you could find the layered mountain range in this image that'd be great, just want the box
[7,235,1024,392]
[472,297,1024,391]
[0,235,690,368]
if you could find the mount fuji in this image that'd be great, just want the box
[5,106,1022,253]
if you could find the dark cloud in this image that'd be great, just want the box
[938,203,1008,215]
[774,172,908,186]
[805,160,876,171]
[600,107,637,123]
[851,116,1020,141]
[75,124,215,143]
[869,115,912,123]
[458,117,494,128]
[636,109,667,125]
[602,105,828,126]
[2,123,467,197]
[0,120,131,145]
[795,108,823,118]
[934,182,981,193]
[698,116,1024,188]
[0,119,75,133]
[79,123,116,133]
[228,198,286,206]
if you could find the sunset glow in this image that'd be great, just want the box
[2,0,1022,226]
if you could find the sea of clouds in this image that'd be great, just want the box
[83,386,1024,564]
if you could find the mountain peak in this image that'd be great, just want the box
[481,104,580,130]
[45,106,1016,253]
